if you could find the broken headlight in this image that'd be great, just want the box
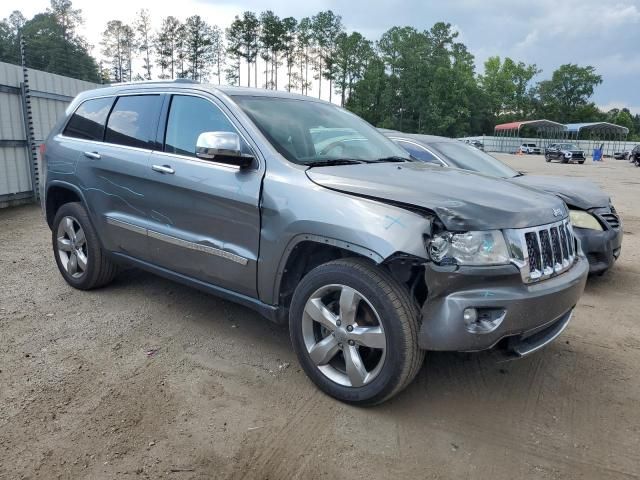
[569,210,602,231]
[428,230,510,266]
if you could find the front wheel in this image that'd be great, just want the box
[545,154,551,162]
[578,160,585,164]
[289,258,424,405]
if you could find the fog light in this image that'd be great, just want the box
[463,308,506,334]
[463,308,477,326]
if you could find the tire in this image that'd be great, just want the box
[545,154,551,162]
[52,202,118,290]
[578,160,585,164]
[289,258,424,406]
[562,157,569,164]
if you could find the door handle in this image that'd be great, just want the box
[83,151,101,160]
[152,164,175,174]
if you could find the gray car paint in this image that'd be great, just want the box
[383,132,610,211]
[307,162,567,231]
[43,82,588,354]
[511,175,609,210]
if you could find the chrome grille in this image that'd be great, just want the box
[539,229,553,271]
[525,232,541,272]
[558,224,569,261]
[505,219,577,284]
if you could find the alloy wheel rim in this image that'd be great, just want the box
[302,284,387,388]
[56,216,88,279]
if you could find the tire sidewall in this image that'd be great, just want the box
[289,262,411,404]
[52,202,103,290]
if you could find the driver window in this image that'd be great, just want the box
[165,95,248,158]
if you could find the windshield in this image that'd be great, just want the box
[232,96,411,165]
[562,144,579,150]
[428,141,519,178]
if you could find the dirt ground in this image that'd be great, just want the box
[1,154,639,480]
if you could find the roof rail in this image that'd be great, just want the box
[108,79,200,87]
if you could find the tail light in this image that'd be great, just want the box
[39,143,46,158]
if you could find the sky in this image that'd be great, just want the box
[4,0,640,113]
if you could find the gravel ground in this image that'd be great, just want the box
[1,154,639,479]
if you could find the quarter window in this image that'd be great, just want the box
[105,95,162,149]
[164,95,245,158]
[395,140,440,164]
[63,97,114,141]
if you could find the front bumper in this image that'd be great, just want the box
[418,255,588,353]
[573,227,622,274]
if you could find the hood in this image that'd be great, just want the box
[306,162,567,231]
[511,175,609,210]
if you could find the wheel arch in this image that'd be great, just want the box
[45,181,88,229]
[272,234,428,312]
[272,235,382,310]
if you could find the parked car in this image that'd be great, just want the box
[383,131,622,275]
[613,149,632,160]
[545,143,586,164]
[629,145,640,166]
[518,143,542,154]
[41,82,588,405]
[545,143,559,155]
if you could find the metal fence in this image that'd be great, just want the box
[0,61,99,208]
[460,135,638,158]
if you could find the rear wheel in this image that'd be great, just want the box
[289,258,424,405]
[52,202,118,290]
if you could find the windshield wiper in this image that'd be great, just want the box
[306,159,368,168]
[370,156,411,163]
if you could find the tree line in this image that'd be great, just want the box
[1,0,638,139]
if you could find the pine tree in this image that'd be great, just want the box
[101,20,134,82]
[281,17,297,92]
[210,25,225,85]
[155,16,181,79]
[295,17,313,95]
[135,9,153,80]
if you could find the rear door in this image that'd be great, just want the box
[146,93,263,297]
[76,93,164,261]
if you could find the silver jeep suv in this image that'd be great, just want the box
[41,82,588,405]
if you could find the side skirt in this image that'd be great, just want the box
[111,252,286,324]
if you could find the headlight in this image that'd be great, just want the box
[565,152,572,158]
[428,230,510,266]
[569,210,602,231]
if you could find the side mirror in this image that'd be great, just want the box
[196,131,254,168]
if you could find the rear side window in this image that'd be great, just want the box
[63,97,114,141]
[105,95,162,149]
[164,95,244,157]
[395,139,439,164]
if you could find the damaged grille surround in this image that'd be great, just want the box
[504,219,578,283]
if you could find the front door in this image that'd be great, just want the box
[146,94,263,298]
